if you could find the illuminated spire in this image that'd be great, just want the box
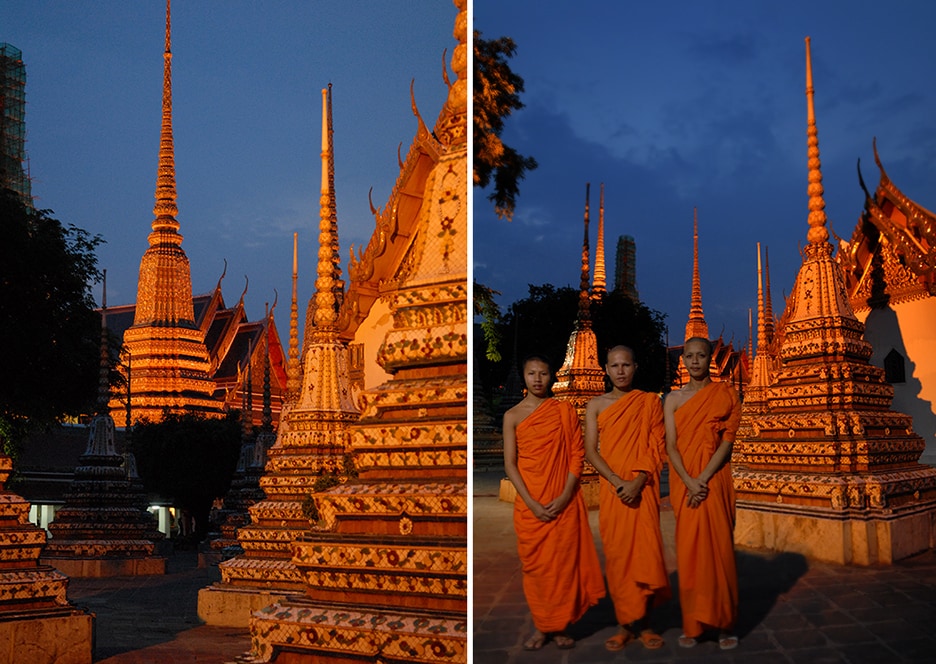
[684,206,709,341]
[133,0,195,327]
[804,36,829,246]
[98,271,109,414]
[591,183,607,300]
[763,245,775,345]
[756,243,767,354]
[313,85,341,332]
[119,0,217,421]
[577,183,592,327]
[287,232,301,400]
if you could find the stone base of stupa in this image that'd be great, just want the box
[0,607,94,664]
[248,601,467,664]
[736,500,936,565]
[40,555,166,578]
[197,585,302,628]
[499,475,601,509]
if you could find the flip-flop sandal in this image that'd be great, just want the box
[678,634,698,648]
[639,629,665,650]
[553,633,575,649]
[522,632,546,650]
[719,634,739,650]
[604,627,634,651]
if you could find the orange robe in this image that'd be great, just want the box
[514,398,605,632]
[597,390,670,625]
[670,382,741,637]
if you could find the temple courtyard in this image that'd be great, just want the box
[473,470,936,663]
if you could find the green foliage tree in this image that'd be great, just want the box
[0,187,103,452]
[130,411,243,541]
[474,31,538,221]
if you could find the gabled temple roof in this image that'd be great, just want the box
[838,141,936,310]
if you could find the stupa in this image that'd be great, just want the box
[118,0,220,422]
[732,37,936,564]
[198,86,358,626]
[247,1,468,660]
[40,278,166,577]
[551,182,606,416]
[0,453,93,663]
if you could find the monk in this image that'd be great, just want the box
[503,354,605,651]
[585,345,670,651]
[664,337,741,650]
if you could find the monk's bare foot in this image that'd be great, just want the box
[522,630,546,651]
[553,632,575,649]
[718,633,739,650]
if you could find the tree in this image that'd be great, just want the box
[476,284,670,405]
[130,411,242,541]
[0,187,103,451]
[474,32,538,221]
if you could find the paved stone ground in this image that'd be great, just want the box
[67,550,251,663]
[473,469,936,663]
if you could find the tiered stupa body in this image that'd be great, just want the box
[732,38,936,565]
[590,183,607,301]
[119,0,219,422]
[199,86,359,626]
[41,280,165,577]
[248,2,468,660]
[0,454,93,663]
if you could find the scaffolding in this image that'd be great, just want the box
[1,42,31,203]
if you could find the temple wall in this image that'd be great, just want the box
[351,296,394,390]
[858,299,936,465]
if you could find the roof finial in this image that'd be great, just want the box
[805,36,829,245]
[684,207,709,341]
[577,183,592,326]
[591,183,607,300]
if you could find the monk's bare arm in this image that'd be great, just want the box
[503,409,553,521]
[584,398,624,488]
[698,388,741,484]
[664,391,707,506]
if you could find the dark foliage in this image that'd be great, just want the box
[0,187,103,451]
[131,411,243,540]
[474,32,538,221]
[477,284,669,408]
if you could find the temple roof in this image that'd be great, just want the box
[837,141,936,310]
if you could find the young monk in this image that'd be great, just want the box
[584,345,670,651]
[664,337,741,650]
[503,354,605,651]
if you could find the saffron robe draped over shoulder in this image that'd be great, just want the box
[513,398,605,632]
[597,390,671,625]
[670,382,741,637]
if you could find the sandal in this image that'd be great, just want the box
[678,634,698,648]
[604,627,635,651]
[639,629,665,650]
[522,631,546,651]
[553,632,575,649]
[718,633,739,650]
